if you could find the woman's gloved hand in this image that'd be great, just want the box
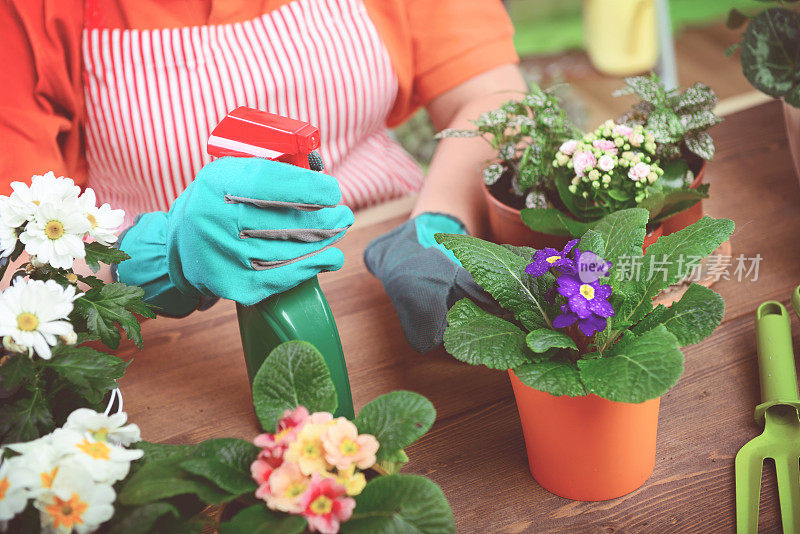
[117,157,353,316]
[364,212,495,353]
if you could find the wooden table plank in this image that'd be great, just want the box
[119,101,794,532]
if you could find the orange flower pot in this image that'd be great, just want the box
[661,158,707,236]
[483,184,570,249]
[484,184,663,251]
[508,370,661,501]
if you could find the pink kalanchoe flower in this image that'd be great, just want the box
[597,154,615,172]
[300,474,356,534]
[572,151,597,177]
[629,132,644,146]
[628,162,651,181]
[266,461,311,513]
[592,139,617,153]
[559,140,578,155]
[613,124,634,137]
[322,418,379,471]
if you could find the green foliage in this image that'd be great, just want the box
[355,391,435,463]
[252,340,338,432]
[438,212,733,402]
[617,72,721,161]
[84,242,131,272]
[739,7,800,107]
[344,475,455,534]
[0,389,54,443]
[220,505,307,534]
[436,83,579,202]
[519,207,595,237]
[73,282,155,350]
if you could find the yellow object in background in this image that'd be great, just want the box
[583,0,658,76]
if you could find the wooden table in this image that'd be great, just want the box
[118,101,795,533]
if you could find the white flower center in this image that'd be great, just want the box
[579,284,595,300]
[45,220,64,240]
[17,312,39,332]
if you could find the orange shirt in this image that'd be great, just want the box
[0,0,517,193]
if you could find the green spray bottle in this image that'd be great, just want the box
[207,107,354,419]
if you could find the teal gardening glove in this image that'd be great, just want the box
[117,157,354,316]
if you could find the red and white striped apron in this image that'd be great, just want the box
[81,0,423,222]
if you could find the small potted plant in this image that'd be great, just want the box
[434,208,734,501]
[436,83,581,247]
[727,5,800,183]
[614,73,722,235]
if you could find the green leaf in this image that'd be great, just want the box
[220,504,307,534]
[621,75,665,105]
[520,208,594,237]
[675,82,718,114]
[44,345,128,404]
[659,160,691,192]
[647,108,684,144]
[445,298,486,328]
[577,325,684,403]
[579,208,648,268]
[0,353,35,390]
[632,284,725,345]
[651,186,709,224]
[83,242,131,272]
[619,216,734,325]
[684,131,715,161]
[119,456,234,506]
[525,329,577,353]
[443,312,529,370]
[106,502,180,534]
[741,8,800,101]
[555,173,604,221]
[434,233,551,330]
[180,439,260,497]
[681,110,722,132]
[252,341,337,432]
[0,390,54,443]
[513,359,586,397]
[355,391,435,461]
[73,282,155,349]
[344,474,455,534]
[376,448,410,475]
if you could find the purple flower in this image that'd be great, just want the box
[552,272,614,337]
[525,239,579,278]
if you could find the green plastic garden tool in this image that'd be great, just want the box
[207,108,354,419]
[735,296,800,533]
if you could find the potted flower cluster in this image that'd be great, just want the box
[438,77,721,247]
[727,4,800,182]
[614,73,721,235]
[0,172,154,443]
[435,208,734,500]
[436,83,580,246]
[1,341,455,533]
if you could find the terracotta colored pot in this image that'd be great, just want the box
[483,184,570,249]
[484,183,663,251]
[783,101,800,184]
[660,157,707,236]
[508,370,661,501]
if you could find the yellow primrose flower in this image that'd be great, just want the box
[285,423,332,476]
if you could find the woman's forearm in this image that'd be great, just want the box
[411,64,528,237]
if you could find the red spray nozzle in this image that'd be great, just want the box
[207,107,321,169]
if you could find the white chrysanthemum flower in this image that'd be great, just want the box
[0,217,16,259]
[19,200,90,270]
[64,409,141,447]
[33,462,115,534]
[0,278,80,360]
[0,450,38,521]
[78,188,124,246]
[50,429,143,484]
[2,172,82,228]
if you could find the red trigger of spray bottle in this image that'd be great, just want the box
[206,107,355,420]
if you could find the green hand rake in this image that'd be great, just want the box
[735,289,800,533]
